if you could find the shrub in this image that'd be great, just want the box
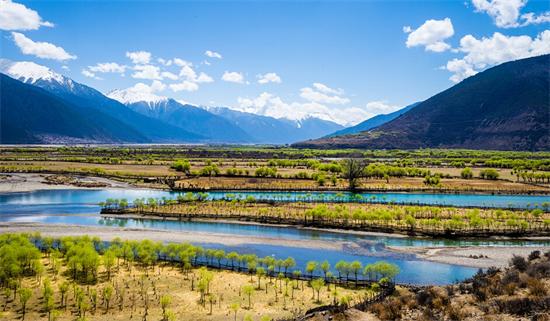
[527,278,548,297]
[460,167,473,179]
[528,250,541,261]
[479,169,499,180]
[510,255,528,272]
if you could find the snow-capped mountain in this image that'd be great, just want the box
[108,90,252,143]
[1,61,203,143]
[1,59,344,144]
[206,107,344,144]
[108,88,169,107]
[1,60,97,98]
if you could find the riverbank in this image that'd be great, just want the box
[1,221,547,269]
[0,173,134,193]
[0,221,345,251]
[387,245,550,269]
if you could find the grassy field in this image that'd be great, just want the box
[1,159,547,194]
[0,234,374,321]
[103,200,550,237]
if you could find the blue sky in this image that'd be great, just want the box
[1,0,549,125]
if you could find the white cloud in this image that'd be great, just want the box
[88,62,126,73]
[169,80,199,92]
[300,85,349,105]
[11,32,76,61]
[205,50,222,59]
[157,58,172,66]
[178,64,197,80]
[445,30,550,82]
[472,0,525,28]
[126,51,151,64]
[81,69,101,80]
[131,64,162,80]
[161,71,178,80]
[222,71,245,84]
[234,92,368,126]
[402,26,412,33]
[196,72,213,83]
[364,101,400,115]
[173,58,192,67]
[312,82,343,95]
[405,18,454,52]
[257,72,282,84]
[471,0,550,28]
[521,11,550,25]
[0,0,53,31]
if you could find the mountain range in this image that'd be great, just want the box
[294,54,550,151]
[0,61,343,144]
[325,102,420,138]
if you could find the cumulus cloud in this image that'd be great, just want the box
[205,50,222,59]
[405,18,454,52]
[0,0,53,31]
[81,69,101,80]
[88,62,126,74]
[364,101,400,115]
[161,71,178,80]
[126,51,151,64]
[222,71,245,84]
[300,84,349,105]
[234,92,369,126]
[471,0,550,28]
[195,72,213,83]
[312,82,343,95]
[445,30,550,82]
[11,32,76,61]
[169,80,199,92]
[131,64,162,80]
[173,58,192,67]
[257,72,282,84]
[157,58,172,66]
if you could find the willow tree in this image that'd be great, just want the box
[341,158,366,191]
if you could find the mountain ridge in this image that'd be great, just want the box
[294,55,550,151]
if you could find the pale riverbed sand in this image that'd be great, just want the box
[2,221,548,269]
[388,245,550,268]
[0,173,133,192]
[0,222,344,250]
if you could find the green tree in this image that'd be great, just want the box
[341,159,366,190]
[310,278,325,303]
[19,288,32,320]
[242,285,254,309]
[461,167,473,179]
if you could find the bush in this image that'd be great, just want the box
[510,255,528,272]
[479,169,499,180]
[527,278,548,297]
[528,250,541,261]
[460,167,473,179]
[171,159,191,174]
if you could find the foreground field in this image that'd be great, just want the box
[0,234,383,321]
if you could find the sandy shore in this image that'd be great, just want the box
[0,173,133,193]
[388,245,550,268]
[1,221,548,268]
[0,221,345,251]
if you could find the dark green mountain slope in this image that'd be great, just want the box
[294,55,550,151]
[0,74,147,144]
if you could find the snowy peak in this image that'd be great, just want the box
[1,60,68,86]
[107,88,169,107]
